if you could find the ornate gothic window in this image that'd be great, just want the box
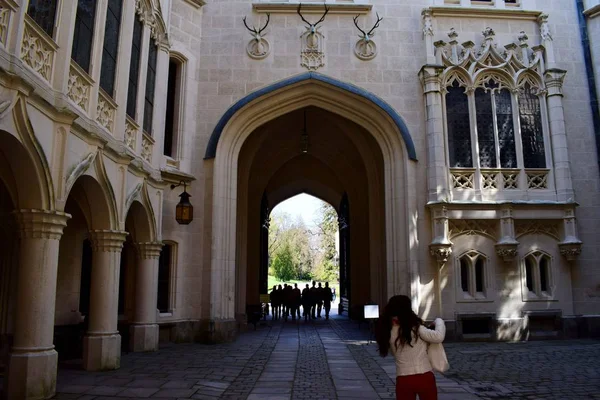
[439,28,549,192]
[522,251,552,300]
[71,0,97,73]
[126,17,143,119]
[100,0,123,97]
[143,39,158,135]
[457,251,487,300]
[27,0,58,38]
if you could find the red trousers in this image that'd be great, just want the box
[396,371,437,400]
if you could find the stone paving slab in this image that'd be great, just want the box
[53,316,600,400]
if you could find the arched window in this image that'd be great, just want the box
[164,57,185,158]
[457,251,487,300]
[99,0,123,97]
[71,0,97,73]
[27,0,58,38]
[518,83,546,169]
[522,251,553,299]
[446,80,472,168]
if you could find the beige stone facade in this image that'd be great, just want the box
[0,0,598,398]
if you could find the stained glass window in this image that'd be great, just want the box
[71,1,97,73]
[143,39,158,134]
[519,83,546,168]
[495,89,517,168]
[126,18,143,118]
[27,0,58,38]
[100,0,123,96]
[446,81,472,168]
[475,86,497,168]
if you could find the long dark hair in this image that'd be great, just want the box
[375,295,423,357]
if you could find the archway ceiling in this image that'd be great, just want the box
[243,107,378,207]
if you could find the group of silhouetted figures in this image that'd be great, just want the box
[269,281,334,321]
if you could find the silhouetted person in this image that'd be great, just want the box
[269,285,278,319]
[282,284,289,320]
[323,282,333,320]
[301,284,311,321]
[293,283,302,320]
[309,281,318,319]
[275,285,284,319]
[316,282,324,318]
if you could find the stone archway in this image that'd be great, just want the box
[205,74,419,339]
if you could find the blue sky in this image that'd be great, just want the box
[272,193,323,227]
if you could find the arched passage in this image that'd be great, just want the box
[206,74,420,338]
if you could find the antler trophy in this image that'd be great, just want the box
[243,13,271,59]
[297,3,329,49]
[353,13,383,60]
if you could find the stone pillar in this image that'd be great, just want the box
[429,206,452,267]
[495,206,519,262]
[419,65,449,202]
[6,210,70,400]
[559,206,583,261]
[130,242,163,352]
[544,69,575,202]
[83,230,128,371]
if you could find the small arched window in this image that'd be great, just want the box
[522,251,553,299]
[457,251,487,300]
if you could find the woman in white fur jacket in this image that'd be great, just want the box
[375,295,446,400]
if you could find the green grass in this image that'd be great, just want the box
[267,275,339,295]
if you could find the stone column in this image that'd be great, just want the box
[544,69,575,202]
[495,206,519,262]
[420,66,449,203]
[130,242,163,352]
[6,210,70,400]
[83,230,128,371]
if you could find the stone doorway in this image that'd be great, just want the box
[204,74,419,340]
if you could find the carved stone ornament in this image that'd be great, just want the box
[430,244,453,267]
[353,13,382,61]
[243,13,271,60]
[495,243,518,262]
[96,92,116,132]
[298,3,328,71]
[558,242,582,262]
[0,7,11,46]
[21,17,55,81]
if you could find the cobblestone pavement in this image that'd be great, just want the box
[54,316,600,400]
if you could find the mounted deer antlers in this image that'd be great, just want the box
[242,13,271,59]
[353,12,383,42]
[353,13,383,60]
[297,3,329,35]
[243,13,270,38]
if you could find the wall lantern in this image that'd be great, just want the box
[170,181,193,225]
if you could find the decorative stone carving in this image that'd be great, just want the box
[89,230,128,253]
[0,7,10,46]
[66,152,96,192]
[544,69,567,97]
[526,170,549,189]
[13,209,70,240]
[481,171,498,189]
[515,220,560,240]
[449,219,497,240]
[422,9,433,38]
[96,92,116,132]
[126,183,143,213]
[430,244,453,267]
[67,63,91,111]
[141,133,153,162]
[495,245,518,262]
[450,169,474,189]
[558,243,582,261]
[20,17,56,81]
[125,117,138,150]
[352,13,382,61]
[503,171,519,189]
[538,14,552,42]
[243,13,271,60]
[298,3,327,71]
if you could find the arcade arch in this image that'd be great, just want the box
[206,73,420,338]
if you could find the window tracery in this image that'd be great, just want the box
[521,251,553,300]
[438,27,550,192]
[457,251,489,300]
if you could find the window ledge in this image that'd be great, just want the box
[584,4,600,19]
[183,0,206,9]
[253,1,372,14]
[158,312,173,318]
[427,6,541,20]
[160,166,195,186]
